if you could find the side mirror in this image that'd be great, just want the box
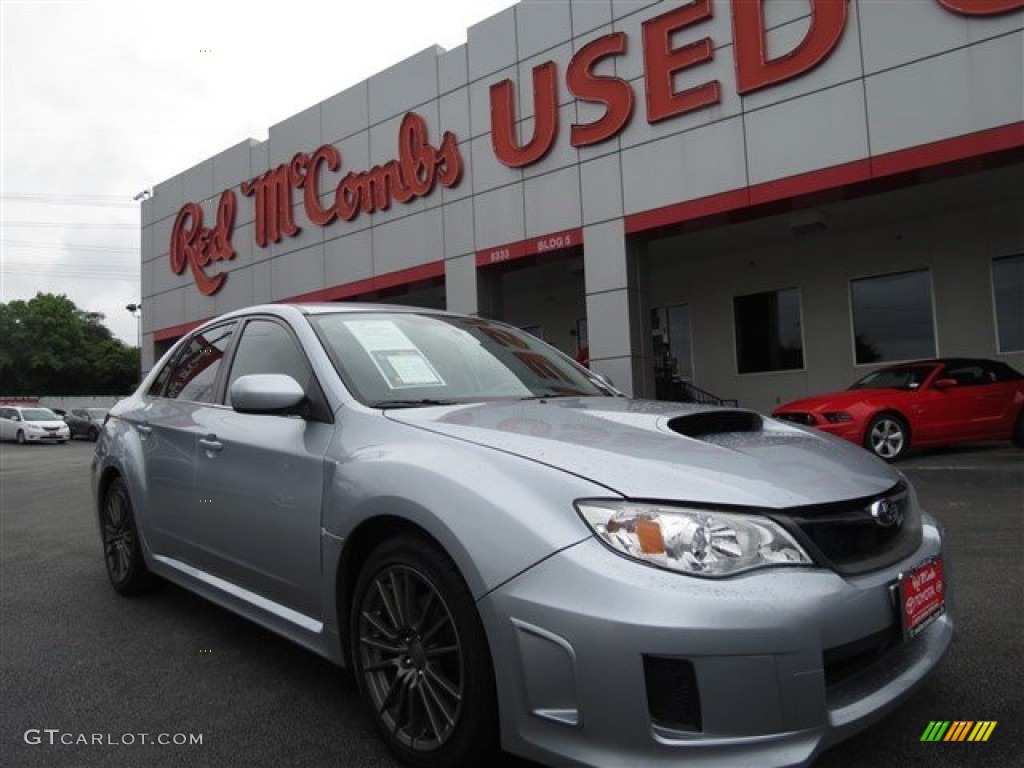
[932,378,958,390]
[230,374,305,415]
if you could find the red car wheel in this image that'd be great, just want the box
[865,414,909,461]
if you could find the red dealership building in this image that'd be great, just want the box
[140,0,1024,411]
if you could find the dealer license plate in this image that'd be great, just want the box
[899,556,945,640]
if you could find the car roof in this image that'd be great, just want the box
[189,302,460,334]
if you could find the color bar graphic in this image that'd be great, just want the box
[921,721,996,742]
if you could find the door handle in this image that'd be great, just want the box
[199,436,223,452]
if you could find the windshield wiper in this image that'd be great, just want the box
[371,399,462,409]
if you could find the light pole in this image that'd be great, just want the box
[126,303,142,383]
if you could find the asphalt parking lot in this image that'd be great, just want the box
[1,439,1020,768]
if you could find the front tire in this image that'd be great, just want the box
[101,477,157,596]
[16,430,26,445]
[865,413,909,461]
[88,426,99,442]
[350,536,498,768]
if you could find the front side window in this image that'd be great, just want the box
[851,270,935,364]
[225,319,313,405]
[733,289,804,374]
[993,254,1023,353]
[163,323,235,402]
[309,312,611,406]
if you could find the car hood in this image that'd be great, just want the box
[775,389,877,413]
[386,398,899,508]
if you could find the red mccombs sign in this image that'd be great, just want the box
[170,0,1023,295]
[171,113,461,295]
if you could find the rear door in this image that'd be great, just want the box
[132,322,238,565]
[192,317,332,619]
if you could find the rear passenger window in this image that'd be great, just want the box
[164,324,236,402]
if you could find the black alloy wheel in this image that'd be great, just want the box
[351,537,498,768]
[101,478,157,596]
[865,413,910,461]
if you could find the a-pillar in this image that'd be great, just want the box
[583,219,653,398]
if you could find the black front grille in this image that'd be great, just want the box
[775,412,816,426]
[824,625,901,688]
[643,656,702,732]
[773,483,921,575]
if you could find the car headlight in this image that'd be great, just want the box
[575,500,812,577]
[823,412,853,423]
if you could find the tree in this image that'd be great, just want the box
[0,293,138,395]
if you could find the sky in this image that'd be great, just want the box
[0,0,517,345]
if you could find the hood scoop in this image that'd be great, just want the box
[667,409,763,438]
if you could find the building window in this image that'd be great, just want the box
[652,305,696,399]
[733,289,804,374]
[993,254,1024,353]
[851,270,935,364]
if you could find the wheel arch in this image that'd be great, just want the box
[336,514,484,669]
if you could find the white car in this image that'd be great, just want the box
[0,405,71,444]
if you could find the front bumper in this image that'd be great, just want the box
[480,517,951,768]
[22,430,69,442]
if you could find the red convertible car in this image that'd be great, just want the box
[773,359,1024,460]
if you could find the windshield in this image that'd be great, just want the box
[309,312,613,406]
[849,365,936,391]
[21,408,60,421]
[87,408,108,419]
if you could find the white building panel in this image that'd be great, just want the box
[474,184,526,250]
[524,165,582,237]
[439,45,469,95]
[444,254,479,314]
[470,133,523,195]
[571,0,612,37]
[524,104,582,179]
[150,172,184,224]
[150,216,173,262]
[270,203,324,261]
[740,6,864,113]
[859,0,972,76]
[322,82,369,144]
[214,264,255,318]
[249,140,269,179]
[271,243,325,300]
[610,0,660,24]
[621,115,747,215]
[325,229,374,288]
[517,0,573,60]
[581,153,625,226]
[373,209,445,275]
[334,132,372,194]
[865,31,1024,156]
[443,198,476,257]
[746,80,869,186]
[368,47,442,126]
[612,1,733,85]
[467,6,519,80]
[184,282,213,324]
[269,103,322,168]
[149,289,185,334]
[517,41,576,121]
[621,43,741,150]
[440,89,474,205]
[469,65,516,140]
[584,218,628,295]
[213,140,256,196]
[253,259,272,304]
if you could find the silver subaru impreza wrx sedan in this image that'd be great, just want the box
[92,304,951,768]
